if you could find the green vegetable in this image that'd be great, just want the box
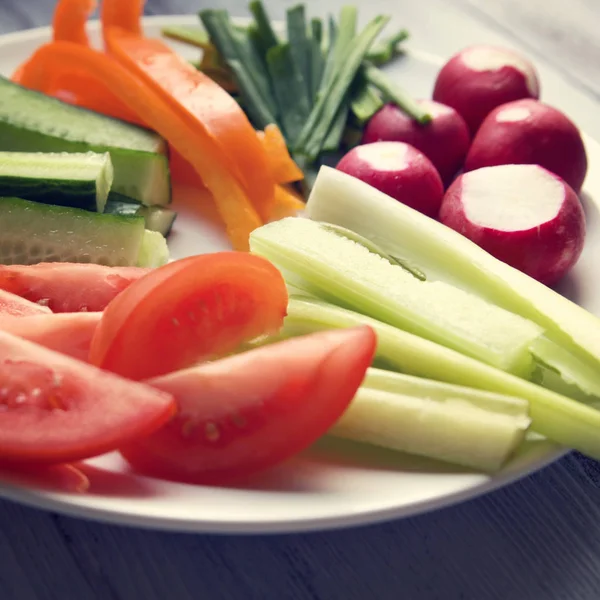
[248,0,279,51]
[330,368,531,472]
[350,79,384,124]
[0,151,113,213]
[321,101,350,152]
[161,25,212,50]
[286,5,312,105]
[295,13,390,160]
[266,44,310,144]
[309,19,325,102]
[0,196,145,267]
[0,76,170,207]
[306,166,600,392]
[105,196,177,237]
[249,217,544,376]
[136,229,170,268]
[280,296,600,461]
[363,64,431,124]
[365,29,409,66]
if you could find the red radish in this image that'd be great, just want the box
[439,164,585,286]
[464,98,588,193]
[433,45,540,134]
[335,141,444,218]
[362,100,471,185]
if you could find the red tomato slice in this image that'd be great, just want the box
[120,326,376,484]
[0,288,51,316]
[89,252,288,380]
[0,463,90,493]
[0,312,101,361]
[0,330,175,464]
[0,263,149,313]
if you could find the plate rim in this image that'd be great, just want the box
[0,15,582,534]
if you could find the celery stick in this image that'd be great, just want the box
[249,217,543,376]
[306,166,600,382]
[364,64,431,124]
[266,44,310,144]
[296,14,390,160]
[330,368,531,472]
[280,297,600,460]
[286,5,312,105]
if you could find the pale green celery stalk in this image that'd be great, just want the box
[330,368,531,472]
[306,166,600,383]
[249,217,543,377]
[279,296,600,460]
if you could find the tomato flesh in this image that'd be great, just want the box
[0,312,101,361]
[0,330,175,464]
[89,253,288,380]
[120,327,376,484]
[0,288,51,316]
[0,263,149,312]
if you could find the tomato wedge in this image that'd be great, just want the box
[0,263,148,313]
[0,331,175,464]
[0,463,90,493]
[89,253,288,380]
[0,288,51,317]
[121,327,376,484]
[0,313,101,362]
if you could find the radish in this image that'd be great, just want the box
[439,164,585,286]
[362,100,471,186]
[335,141,444,218]
[464,98,588,193]
[433,45,540,134]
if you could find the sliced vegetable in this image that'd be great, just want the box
[330,368,531,471]
[365,29,409,66]
[0,262,149,313]
[279,296,600,460]
[309,18,325,102]
[267,184,306,222]
[17,42,261,250]
[121,327,376,484]
[0,331,175,464]
[0,288,51,317]
[258,124,304,183]
[104,11,276,221]
[0,196,146,267]
[306,166,600,387]
[350,80,384,125]
[0,151,113,213]
[89,253,288,380]
[161,25,213,50]
[440,165,585,286]
[0,76,169,207]
[52,0,96,45]
[105,197,177,237]
[100,0,141,46]
[286,4,311,107]
[136,229,170,268]
[250,217,543,376]
[248,0,279,52]
[0,312,101,362]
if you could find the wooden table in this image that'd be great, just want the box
[1,1,600,599]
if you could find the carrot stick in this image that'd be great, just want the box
[258,124,304,183]
[18,41,262,251]
[53,0,97,45]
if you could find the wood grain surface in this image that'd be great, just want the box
[1,1,600,599]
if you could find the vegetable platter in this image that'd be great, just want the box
[0,1,598,534]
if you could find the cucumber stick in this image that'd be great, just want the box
[279,297,600,461]
[0,196,146,267]
[136,230,169,268]
[105,197,177,236]
[306,166,600,384]
[0,151,113,213]
[0,77,170,207]
[330,368,531,472]
[249,217,543,377]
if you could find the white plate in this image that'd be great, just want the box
[0,15,597,534]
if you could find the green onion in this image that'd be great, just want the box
[248,0,279,51]
[286,5,312,106]
[350,79,384,124]
[321,101,350,152]
[309,19,325,102]
[266,44,311,144]
[295,14,390,160]
[363,64,431,124]
[365,28,409,66]
[161,25,212,49]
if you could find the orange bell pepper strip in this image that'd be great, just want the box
[268,185,306,222]
[53,0,96,45]
[100,0,142,48]
[258,124,305,184]
[103,27,276,222]
[17,41,262,251]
